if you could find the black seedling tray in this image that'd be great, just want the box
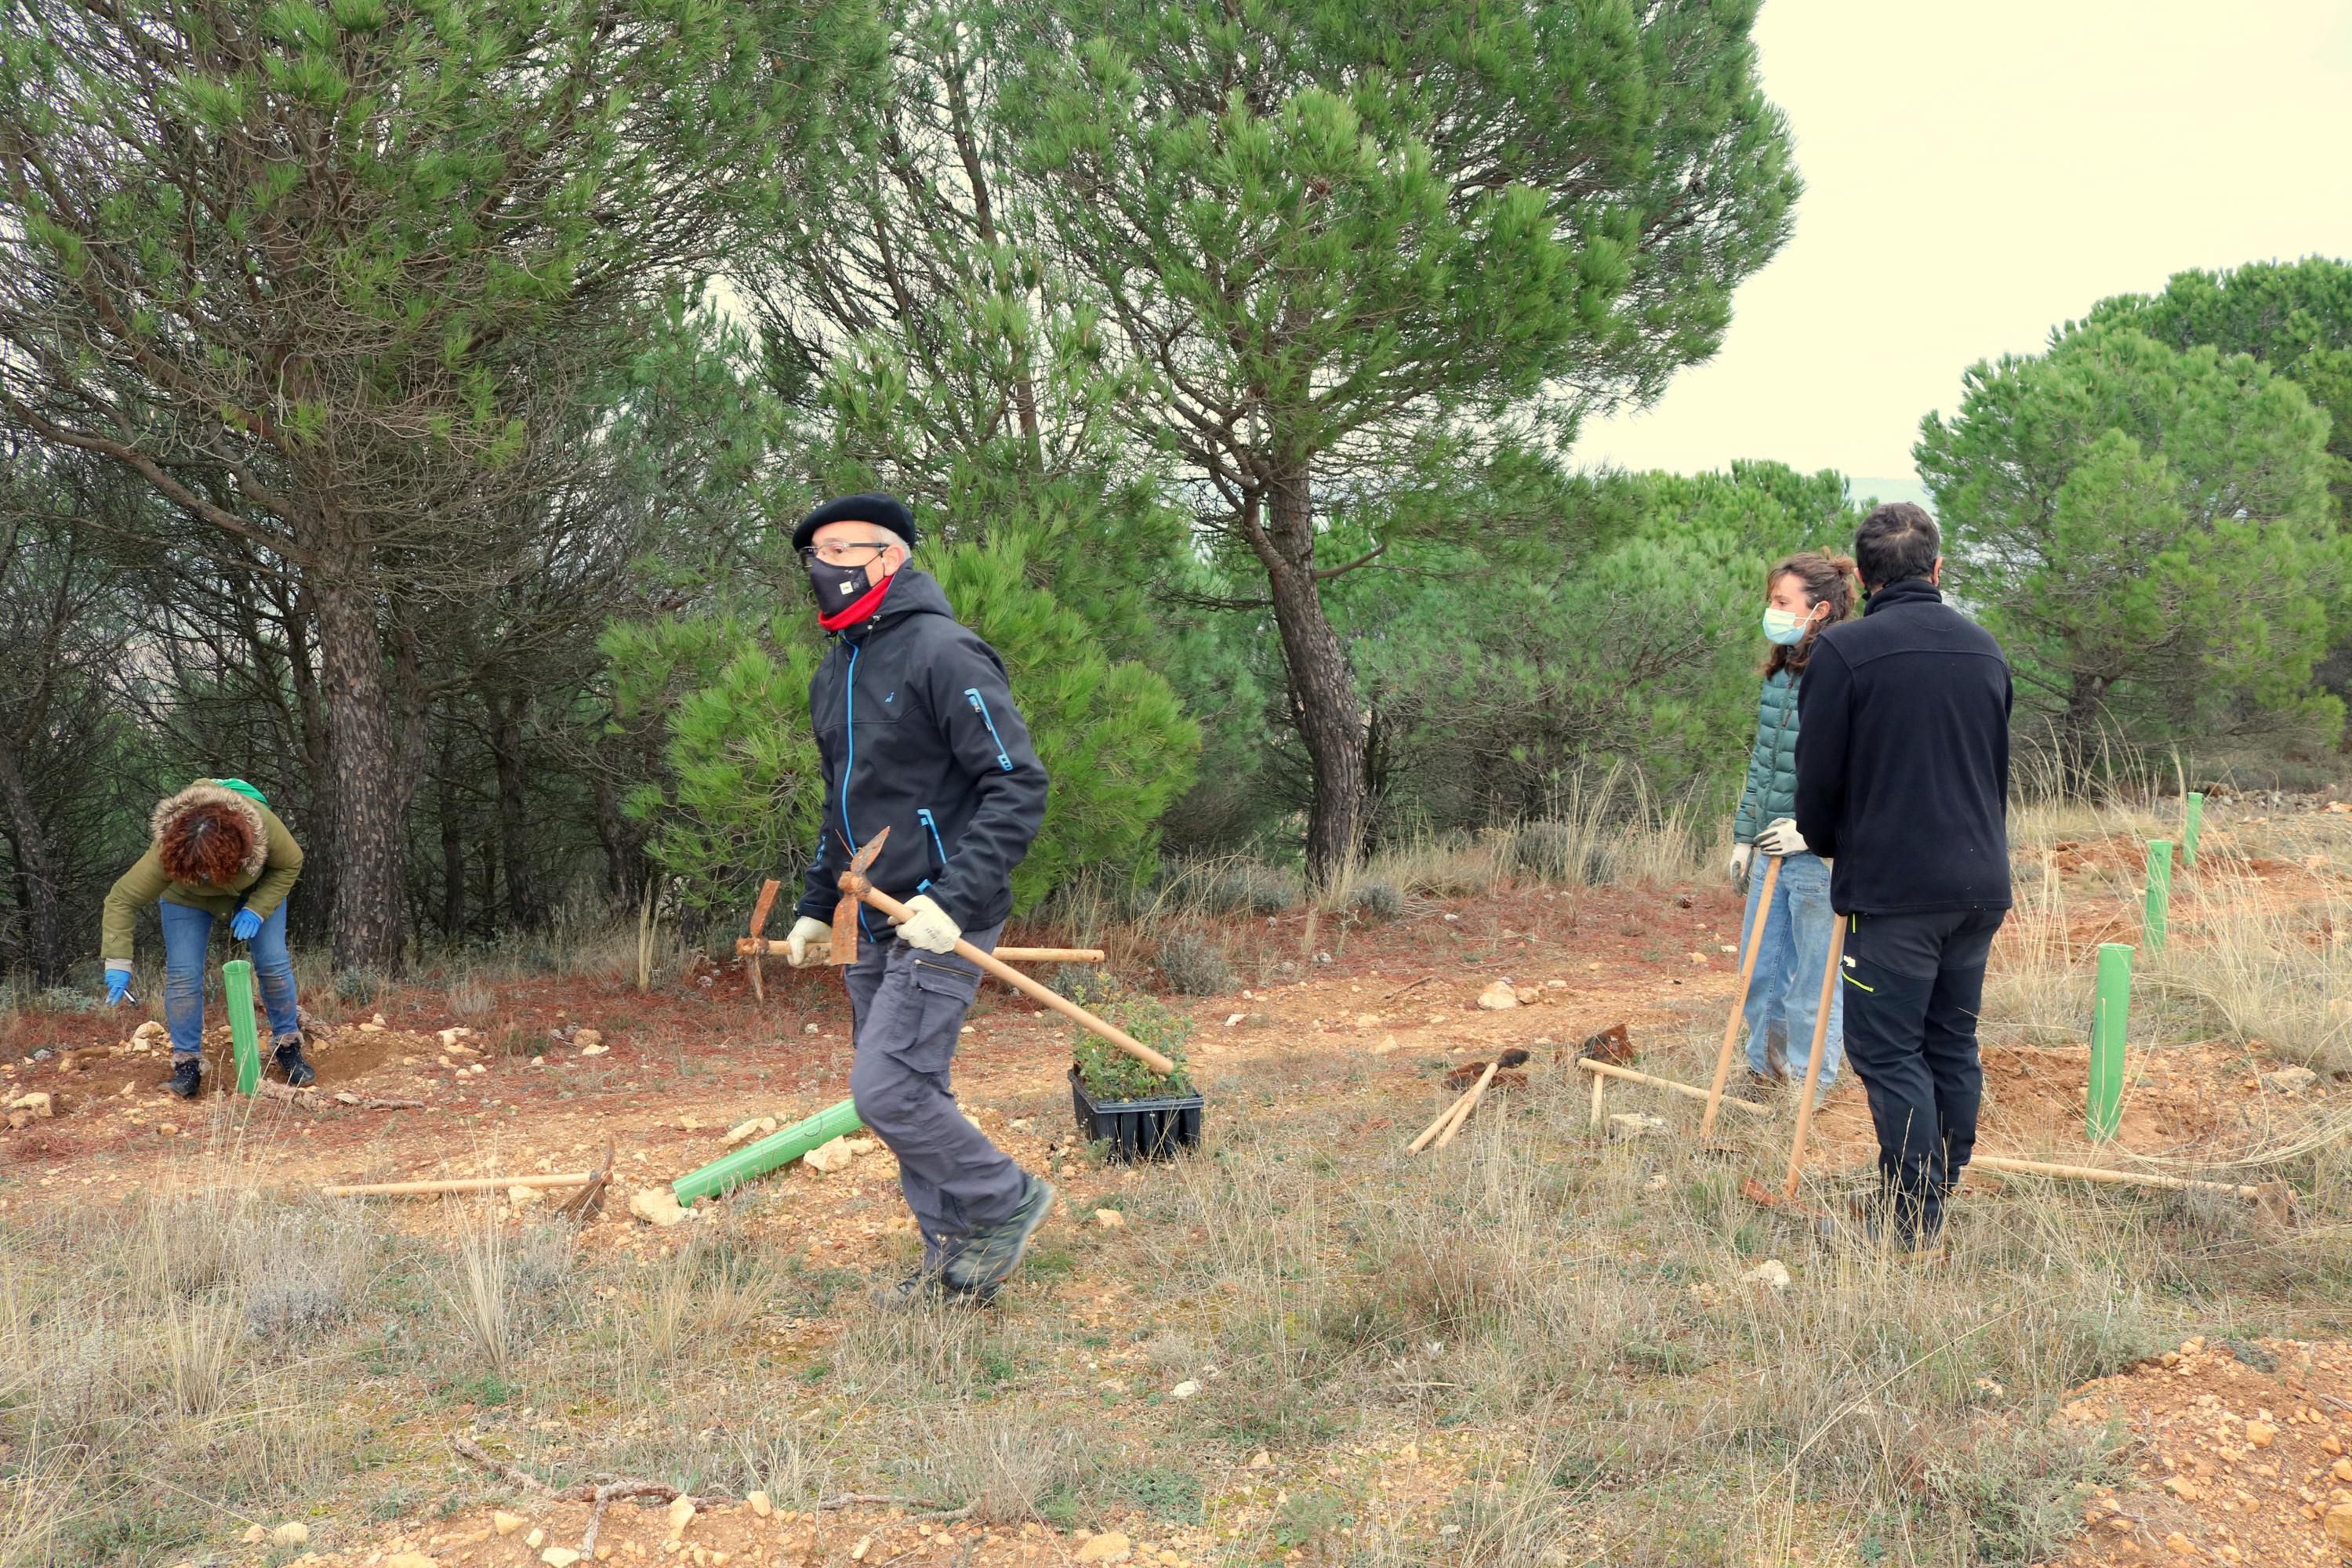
[1069,1068,1203,1162]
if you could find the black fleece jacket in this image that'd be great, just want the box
[794,569,1048,935]
[1793,578,2013,915]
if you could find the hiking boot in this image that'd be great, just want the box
[942,1174,1056,1298]
[1815,1195,1943,1258]
[167,1057,201,1100]
[873,1270,983,1311]
[271,1035,316,1088]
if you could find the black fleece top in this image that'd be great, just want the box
[795,569,1049,935]
[1793,578,2013,915]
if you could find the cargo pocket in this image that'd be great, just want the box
[889,953,982,1073]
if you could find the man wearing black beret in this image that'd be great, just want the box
[778,492,1056,1304]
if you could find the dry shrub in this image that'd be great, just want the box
[2151,857,2350,1071]
[895,1406,1092,1526]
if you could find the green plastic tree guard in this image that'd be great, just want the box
[2183,791,2204,867]
[2087,942,2132,1142]
[222,958,262,1094]
[671,1098,866,1206]
[2143,839,2173,953]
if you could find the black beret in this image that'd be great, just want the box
[791,492,918,553]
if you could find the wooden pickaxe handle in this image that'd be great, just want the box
[737,937,1105,965]
[323,1172,594,1197]
[1780,917,1849,1200]
[1429,1059,1501,1152]
[842,876,1176,1076]
[1699,854,1779,1139]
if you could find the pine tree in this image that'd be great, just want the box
[1919,325,2343,768]
[1005,0,1798,880]
[0,0,883,966]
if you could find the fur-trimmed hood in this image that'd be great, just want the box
[151,780,270,885]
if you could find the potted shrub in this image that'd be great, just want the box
[1067,986,1203,1161]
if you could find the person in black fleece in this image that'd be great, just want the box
[1793,502,2013,1249]
[775,493,1055,1305]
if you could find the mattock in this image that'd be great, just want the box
[830,826,891,964]
[739,860,1105,976]
[833,828,1175,1076]
[744,880,782,1000]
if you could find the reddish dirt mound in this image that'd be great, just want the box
[2044,1337,2352,1566]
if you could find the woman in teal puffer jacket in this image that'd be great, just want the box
[1729,552,1858,1099]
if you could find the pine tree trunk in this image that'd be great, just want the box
[488,691,543,930]
[310,552,405,971]
[285,583,339,944]
[437,720,467,937]
[593,766,644,916]
[1258,463,1367,887]
[0,730,64,984]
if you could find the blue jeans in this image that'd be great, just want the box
[1739,851,1845,1086]
[160,899,301,1061]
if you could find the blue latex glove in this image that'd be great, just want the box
[105,971,131,1006]
[230,908,263,942]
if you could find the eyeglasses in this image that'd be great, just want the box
[800,539,896,567]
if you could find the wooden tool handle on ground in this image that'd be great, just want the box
[1430,1060,1501,1151]
[323,1172,593,1197]
[1780,918,1849,1200]
[1970,1153,2264,1200]
[1407,1085,1474,1154]
[843,878,1174,1076]
[735,938,1104,965]
[1700,855,1780,1138]
[1575,1057,1770,1116]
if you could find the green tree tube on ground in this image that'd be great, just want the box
[671,1098,866,1206]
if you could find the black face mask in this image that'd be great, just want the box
[806,557,873,610]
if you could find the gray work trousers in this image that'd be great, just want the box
[844,925,1027,1264]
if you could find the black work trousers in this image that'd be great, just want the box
[1838,907,2006,1244]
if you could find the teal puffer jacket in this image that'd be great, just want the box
[1734,667,1802,844]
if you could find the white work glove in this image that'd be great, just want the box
[1756,818,1809,858]
[1729,843,1755,886]
[783,915,833,968]
[889,894,961,954]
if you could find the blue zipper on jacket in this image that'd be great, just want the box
[840,645,873,938]
[964,688,1014,771]
[916,807,946,894]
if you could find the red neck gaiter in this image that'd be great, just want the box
[818,568,898,632]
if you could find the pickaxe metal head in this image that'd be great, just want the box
[830,826,891,964]
[554,1138,614,1225]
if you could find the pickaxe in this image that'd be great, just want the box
[834,828,1176,1076]
[739,870,1106,978]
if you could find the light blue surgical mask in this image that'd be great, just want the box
[1762,606,1813,645]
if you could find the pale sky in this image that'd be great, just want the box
[1577,0,2352,495]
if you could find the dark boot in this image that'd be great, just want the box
[942,1174,1057,1300]
[872,1269,983,1311]
[167,1057,201,1100]
[271,1034,316,1088]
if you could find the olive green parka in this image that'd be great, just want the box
[100,781,303,975]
